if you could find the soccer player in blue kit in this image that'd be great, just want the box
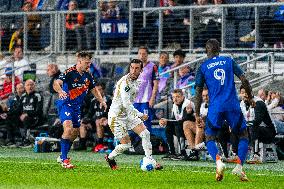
[53,52,107,168]
[195,39,255,181]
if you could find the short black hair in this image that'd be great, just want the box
[173,49,185,58]
[172,89,184,95]
[240,85,245,92]
[205,39,220,56]
[129,59,143,70]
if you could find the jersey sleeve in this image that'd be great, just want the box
[195,66,205,88]
[120,79,143,117]
[88,73,96,90]
[232,59,244,77]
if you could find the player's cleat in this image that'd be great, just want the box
[216,160,226,181]
[93,144,105,152]
[57,156,71,163]
[105,155,117,170]
[232,165,249,181]
[155,163,163,170]
[61,159,75,169]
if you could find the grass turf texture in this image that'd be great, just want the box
[0,148,283,189]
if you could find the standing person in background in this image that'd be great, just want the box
[53,51,107,169]
[195,39,254,182]
[134,46,159,133]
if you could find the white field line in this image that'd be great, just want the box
[0,160,283,177]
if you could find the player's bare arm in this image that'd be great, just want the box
[53,79,67,99]
[91,87,107,111]
[194,86,203,127]
[149,80,159,108]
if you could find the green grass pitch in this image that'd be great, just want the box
[0,148,283,189]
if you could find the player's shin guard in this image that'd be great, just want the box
[60,138,71,160]
[139,129,152,158]
[108,143,131,160]
[206,140,218,161]
[237,139,249,165]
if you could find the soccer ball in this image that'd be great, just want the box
[140,157,156,171]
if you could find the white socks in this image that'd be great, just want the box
[108,143,131,160]
[139,129,152,158]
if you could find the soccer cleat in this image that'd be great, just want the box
[155,163,163,170]
[93,144,105,152]
[216,160,226,181]
[61,159,75,169]
[232,165,249,181]
[105,155,117,170]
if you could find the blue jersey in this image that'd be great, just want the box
[195,56,244,113]
[58,65,96,106]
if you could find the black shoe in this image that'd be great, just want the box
[105,155,117,170]
[155,163,163,170]
[185,149,199,161]
[171,154,187,161]
[161,153,176,160]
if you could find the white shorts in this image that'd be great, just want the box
[108,114,143,139]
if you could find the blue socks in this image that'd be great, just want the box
[206,140,218,161]
[60,138,71,160]
[238,139,249,165]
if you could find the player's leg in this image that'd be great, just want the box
[226,111,249,181]
[105,116,131,169]
[205,114,226,181]
[133,123,152,158]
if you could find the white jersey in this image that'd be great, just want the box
[109,74,143,118]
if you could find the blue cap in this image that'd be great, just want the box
[5,67,13,76]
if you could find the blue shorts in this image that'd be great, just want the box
[205,110,247,136]
[57,101,81,128]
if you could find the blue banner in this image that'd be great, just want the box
[100,19,129,38]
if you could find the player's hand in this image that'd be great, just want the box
[100,101,107,111]
[186,103,193,114]
[195,116,203,128]
[59,90,68,100]
[141,114,148,121]
[159,118,167,127]
[149,97,155,108]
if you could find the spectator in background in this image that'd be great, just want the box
[106,0,120,19]
[47,64,61,94]
[157,52,171,101]
[8,46,30,80]
[0,67,21,101]
[5,83,25,146]
[9,28,23,53]
[21,1,42,51]
[176,65,195,98]
[159,89,192,160]
[266,91,281,111]
[171,49,185,70]
[57,0,70,10]
[183,88,207,160]
[134,46,159,133]
[18,79,43,147]
[79,82,112,152]
[240,0,284,48]
[65,0,86,50]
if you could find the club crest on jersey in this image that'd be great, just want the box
[125,86,130,92]
[74,78,79,82]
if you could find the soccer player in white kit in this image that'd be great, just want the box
[105,59,162,170]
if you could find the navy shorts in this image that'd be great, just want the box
[57,102,81,128]
[205,110,247,137]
